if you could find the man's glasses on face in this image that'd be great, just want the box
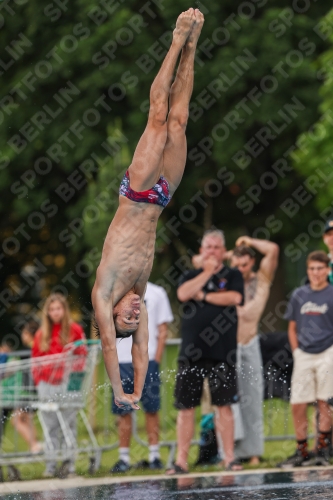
[308,266,327,272]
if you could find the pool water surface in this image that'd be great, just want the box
[3,469,333,500]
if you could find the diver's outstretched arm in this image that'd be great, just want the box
[131,301,149,402]
[92,287,138,409]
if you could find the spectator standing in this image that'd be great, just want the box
[168,229,244,473]
[231,237,279,465]
[0,342,14,437]
[279,251,333,467]
[0,342,21,481]
[110,282,174,472]
[12,320,42,454]
[32,293,86,478]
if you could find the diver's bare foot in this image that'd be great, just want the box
[173,9,195,47]
[186,9,204,49]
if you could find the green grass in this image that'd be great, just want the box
[0,345,316,481]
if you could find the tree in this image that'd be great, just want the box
[293,10,333,226]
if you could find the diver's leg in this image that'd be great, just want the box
[128,9,195,192]
[162,10,204,195]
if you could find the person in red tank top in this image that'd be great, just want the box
[32,293,86,478]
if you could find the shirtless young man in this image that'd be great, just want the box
[231,237,279,465]
[91,9,204,411]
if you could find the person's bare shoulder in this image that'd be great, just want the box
[256,269,272,287]
[250,271,271,305]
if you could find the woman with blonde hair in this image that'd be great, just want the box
[32,293,86,478]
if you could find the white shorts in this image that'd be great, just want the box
[290,345,333,404]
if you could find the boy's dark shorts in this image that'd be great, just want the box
[174,358,239,409]
[112,360,160,415]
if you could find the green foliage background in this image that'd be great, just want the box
[1,1,332,337]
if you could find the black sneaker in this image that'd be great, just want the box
[110,459,131,473]
[313,447,330,466]
[55,460,71,479]
[134,460,150,470]
[277,449,311,468]
[149,458,164,470]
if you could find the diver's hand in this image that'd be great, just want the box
[114,393,140,410]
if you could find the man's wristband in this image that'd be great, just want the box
[202,291,207,302]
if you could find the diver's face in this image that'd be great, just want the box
[114,293,141,337]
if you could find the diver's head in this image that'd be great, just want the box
[113,291,141,338]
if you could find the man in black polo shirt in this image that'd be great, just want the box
[167,229,244,473]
